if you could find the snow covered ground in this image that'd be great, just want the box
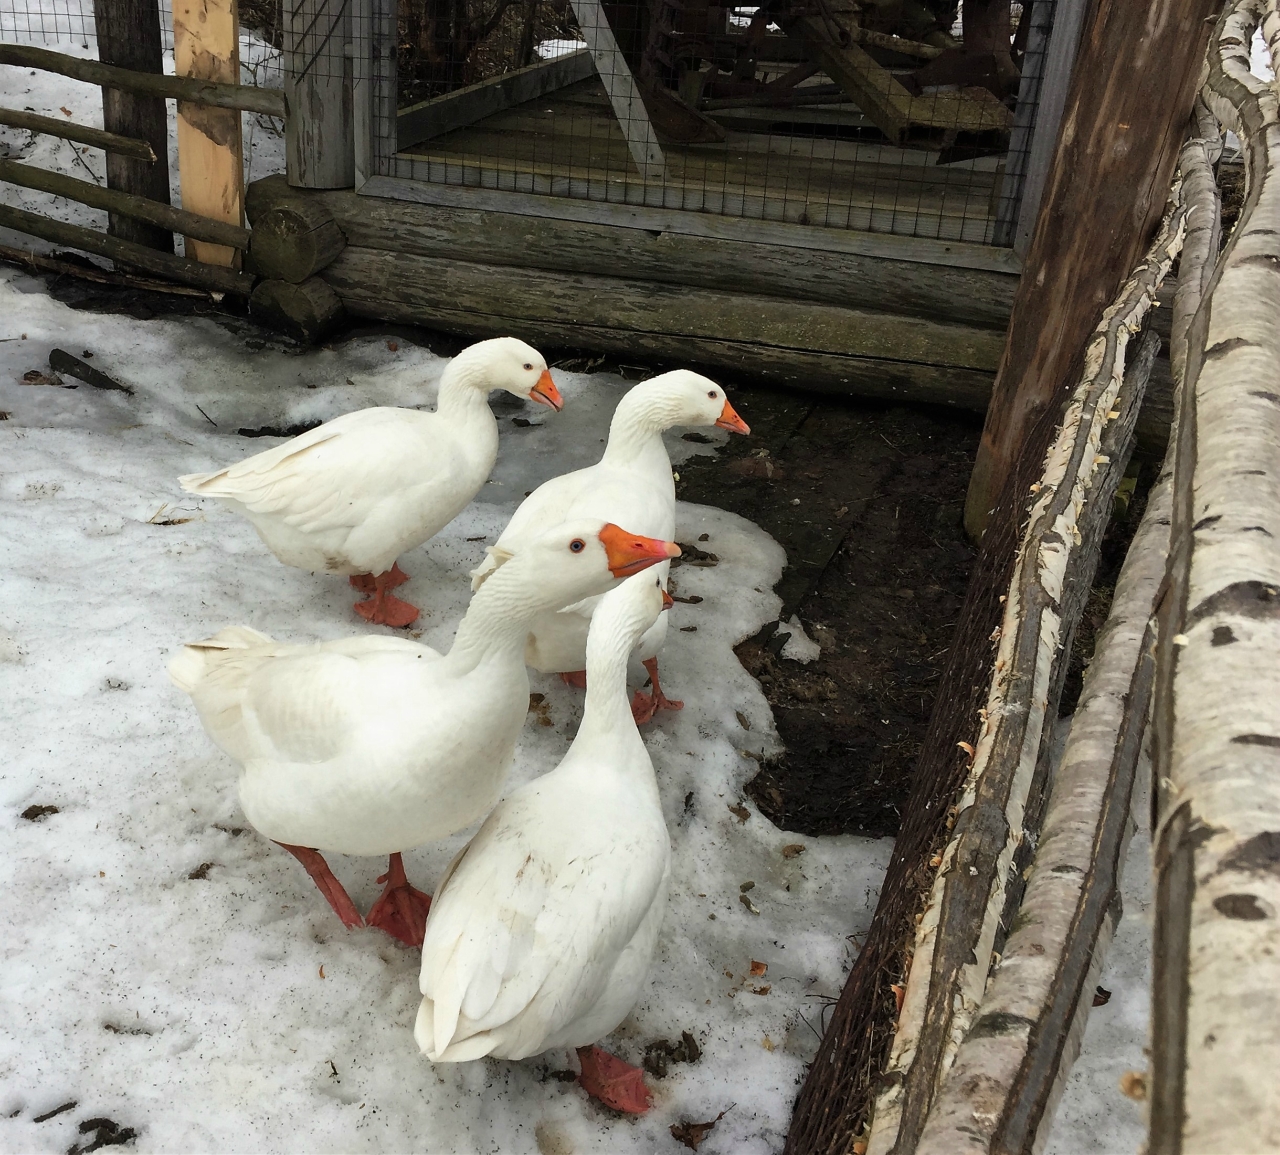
[0,271,893,1153]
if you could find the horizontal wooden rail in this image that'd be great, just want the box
[0,158,250,249]
[0,202,255,294]
[0,43,285,118]
[0,106,156,161]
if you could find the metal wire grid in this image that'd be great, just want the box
[0,0,286,88]
[372,0,1046,242]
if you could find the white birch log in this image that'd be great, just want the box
[1149,2,1280,1151]
[866,193,1189,1155]
[902,106,1224,1155]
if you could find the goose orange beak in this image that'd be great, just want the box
[715,398,750,435]
[661,589,674,611]
[599,524,681,578]
[530,370,564,411]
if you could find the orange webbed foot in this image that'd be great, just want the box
[366,853,431,947]
[576,1045,653,1114]
[558,670,588,689]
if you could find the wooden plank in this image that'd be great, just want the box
[351,0,372,186]
[1012,0,1089,256]
[567,0,665,178]
[0,106,156,162]
[0,158,251,249]
[172,0,244,266]
[337,295,997,408]
[357,172,1022,272]
[321,245,1006,369]
[92,0,172,251]
[962,0,1219,538]
[388,146,1000,240]
[0,201,256,293]
[312,184,1016,326]
[397,50,595,151]
[787,14,1012,141]
[285,0,354,188]
[0,43,286,116]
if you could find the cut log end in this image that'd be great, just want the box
[250,276,343,343]
[248,202,346,284]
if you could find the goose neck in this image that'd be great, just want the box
[447,561,565,667]
[435,357,496,420]
[601,393,673,467]
[575,634,646,756]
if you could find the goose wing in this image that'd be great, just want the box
[418,792,667,1061]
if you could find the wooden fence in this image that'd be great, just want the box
[784,0,1280,1148]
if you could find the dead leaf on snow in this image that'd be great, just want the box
[670,1106,733,1151]
[727,802,750,823]
[749,960,767,977]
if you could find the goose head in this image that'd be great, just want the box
[449,337,563,411]
[499,520,681,611]
[614,369,749,436]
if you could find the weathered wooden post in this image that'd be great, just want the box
[91,0,173,251]
[172,0,245,266]
[285,0,355,188]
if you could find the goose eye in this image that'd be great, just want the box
[523,363,534,371]
[569,538,586,553]
[707,390,717,399]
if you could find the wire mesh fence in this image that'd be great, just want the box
[1,0,1049,241]
[0,0,285,89]
[376,0,1047,242]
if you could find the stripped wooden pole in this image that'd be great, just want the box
[0,158,251,249]
[92,0,173,251]
[866,192,1188,1155]
[1149,1,1280,1149]
[0,107,156,162]
[908,115,1223,1154]
[0,44,286,116]
[172,0,245,266]
[0,202,255,294]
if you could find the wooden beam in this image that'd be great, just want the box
[398,50,595,151]
[0,106,156,162]
[250,276,344,341]
[787,13,1012,144]
[172,0,245,266]
[92,0,172,251]
[0,44,285,117]
[321,246,1005,371]
[356,173,1022,274]
[0,158,251,249]
[285,0,354,188]
[567,0,665,179]
[0,242,212,296]
[0,202,255,294]
[309,182,1016,327]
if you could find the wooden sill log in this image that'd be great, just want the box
[0,203,255,295]
[0,158,250,250]
[245,174,346,283]
[0,43,286,118]
[866,191,1187,1155]
[907,104,1223,1155]
[250,277,343,343]
[0,107,155,162]
[1149,1,1280,1149]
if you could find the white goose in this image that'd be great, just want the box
[179,337,564,628]
[417,570,674,1113]
[470,369,748,721]
[168,521,678,947]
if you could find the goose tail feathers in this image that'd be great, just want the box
[167,625,273,693]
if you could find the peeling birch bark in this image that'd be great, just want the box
[899,109,1224,1155]
[867,196,1188,1155]
[1149,2,1280,1151]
